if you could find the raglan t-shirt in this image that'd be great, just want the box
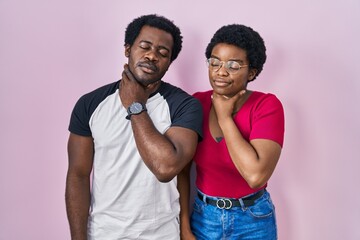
[68,80,203,239]
[193,90,284,199]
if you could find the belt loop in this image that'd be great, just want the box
[200,191,207,204]
[238,198,246,210]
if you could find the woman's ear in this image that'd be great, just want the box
[248,68,258,81]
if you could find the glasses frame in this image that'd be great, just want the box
[206,57,249,74]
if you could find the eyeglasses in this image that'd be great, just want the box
[207,58,249,74]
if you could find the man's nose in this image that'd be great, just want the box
[145,49,159,61]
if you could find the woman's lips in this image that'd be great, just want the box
[213,79,230,87]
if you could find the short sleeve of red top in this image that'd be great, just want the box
[193,90,285,198]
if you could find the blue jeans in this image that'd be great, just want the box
[190,190,277,240]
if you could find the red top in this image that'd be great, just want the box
[193,90,285,198]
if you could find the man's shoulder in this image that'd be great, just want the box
[80,80,119,101]
[158,82,198,103]
[69,80,120,136]
[159,81,189,95]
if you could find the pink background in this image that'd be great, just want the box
[1,0,360,239]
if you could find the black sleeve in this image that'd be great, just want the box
[68,94,92,137]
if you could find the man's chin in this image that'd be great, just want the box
[131,68,164,86]
[136,78,161,87]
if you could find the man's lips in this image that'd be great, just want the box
[138,62,157,73]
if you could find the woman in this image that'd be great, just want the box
[178,24,285,240]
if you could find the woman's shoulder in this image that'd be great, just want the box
[248,91,282,106]
[192,90,212,101]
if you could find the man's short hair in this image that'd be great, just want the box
[125,14,183,63]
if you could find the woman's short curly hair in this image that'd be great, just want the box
[205,24,266,81]
[124,14,183,63]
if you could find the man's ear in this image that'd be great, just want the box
[125,44,131,57]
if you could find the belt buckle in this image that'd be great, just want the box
[216,198,232,209]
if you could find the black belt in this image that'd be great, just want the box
[197,189,265,209]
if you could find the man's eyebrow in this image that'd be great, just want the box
[139,40,152,44]
[139,40,170,52]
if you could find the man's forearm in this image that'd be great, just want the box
[178,163,197,239]
[177,163,193,235]
[65,174,91,240]
[130,113,180,181]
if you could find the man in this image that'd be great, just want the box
[65,14,202,240]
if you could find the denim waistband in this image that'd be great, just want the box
[197,189,265,209]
